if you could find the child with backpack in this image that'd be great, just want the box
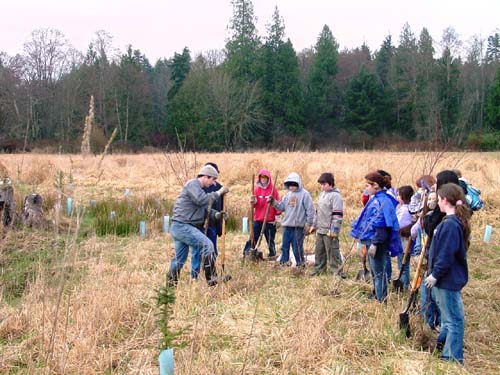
[268,172,314,268]
[310,173,344,277]
[425,182,471,364]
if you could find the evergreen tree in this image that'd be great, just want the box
[168,47,191,101]
[394,23,418,136]
[345,65,384,135]
[115,45,154,145]
[436,27,463,141]
[259,7,304,144]
[486,66,500,130]
[224,0,261,82]
[486,32,500,62]
[306,25,339,135]
[374,35,397,134]
[415,27,438,140]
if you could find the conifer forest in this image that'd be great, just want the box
[1,0,500,152]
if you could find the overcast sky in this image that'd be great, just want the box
[2,0,499,62]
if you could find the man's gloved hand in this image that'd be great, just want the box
[216,186,229,196]
[250,195,256,204]
[266,195,275,204]
[214,211,228,221]
[368,244,377,257]
[424,274,437,288]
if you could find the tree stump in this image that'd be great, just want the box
[0,178,15,228]
[22,193,46,229]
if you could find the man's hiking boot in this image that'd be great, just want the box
[204,255,232,287]
[167,269,179,288]
[266,255,278,261]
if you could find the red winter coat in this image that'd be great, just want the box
[253,169,281,222]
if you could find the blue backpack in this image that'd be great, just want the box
[465,183,484,211]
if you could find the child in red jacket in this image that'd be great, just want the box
[243,169,281,259]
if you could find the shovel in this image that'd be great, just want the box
[355,254,370,282]
[393,237,413,293]
[355,244,370,282]
[399,235,429,337]
[246,172,278,262]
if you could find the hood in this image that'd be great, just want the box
[256,169,273,188]
[284,172,303,191]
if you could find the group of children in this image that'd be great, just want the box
[168,165,472,365]
[243,168,471,365]
[244,170,343,276]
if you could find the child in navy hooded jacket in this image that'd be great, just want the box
[425,183,470,364]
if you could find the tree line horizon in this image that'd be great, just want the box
[1,0,500,152]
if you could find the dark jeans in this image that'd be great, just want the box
[368,243,388,302]
[243,221,277,257]
[191,226,218,279]
[280,226,305,267]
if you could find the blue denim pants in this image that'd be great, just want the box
[280,226,305,267]
[420,280,441,329]
[432,287,465,364]
[367,244,388,302]
[191,225,218,279]
[169,221,215,276]
[243,221,277,257]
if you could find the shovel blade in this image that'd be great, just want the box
[244,248,264,262]
[399,312,411,337]
[393,279,404,293]
[355,269,366,281]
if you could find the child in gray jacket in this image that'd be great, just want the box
[270,172,314,268]
[311,173,344,276]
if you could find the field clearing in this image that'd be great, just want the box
[1,151,499,374]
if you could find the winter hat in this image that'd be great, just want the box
[197,165,219,178]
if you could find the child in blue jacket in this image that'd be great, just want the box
[351,171,402,303]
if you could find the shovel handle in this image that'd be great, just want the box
[249,174,255,248]
[221,195,226,270]
[410,236,429,292]
[395,237,413,282]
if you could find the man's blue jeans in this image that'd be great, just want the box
[243,221,277,257]
[280,226,305,267]
[191,226,218,279]
[367,244,388,302]
[432,287,465,364]
[169,221,215,277]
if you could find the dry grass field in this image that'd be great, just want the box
[1,151,499,374]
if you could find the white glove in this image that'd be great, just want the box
[367,244,377,257]
[425,274,437,288]
[216,186,229,196]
